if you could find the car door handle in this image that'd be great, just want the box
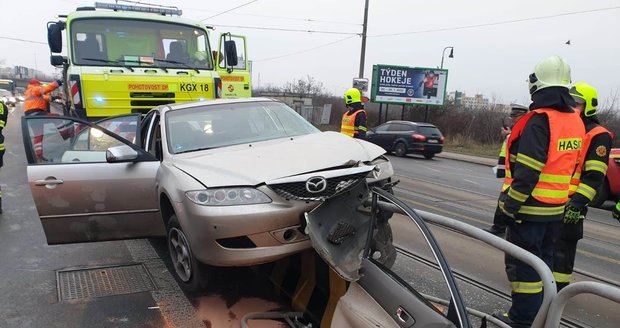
[395,306,415,326]
[34,179,64,186]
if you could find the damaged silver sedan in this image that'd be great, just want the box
[22,97,395,291]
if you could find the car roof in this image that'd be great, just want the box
[156,97,281,114]
[384,120,437,128]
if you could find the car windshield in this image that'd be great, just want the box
[71,18,212,69]
[165,101,320,154]
[418,126,442,137]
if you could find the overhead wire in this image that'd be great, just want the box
[254,35,358,62]
[201,0,260,21]
[370,6,620,37]
[212,24,359,35]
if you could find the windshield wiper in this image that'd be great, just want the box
[117,59,170,73]
[176,146,214,154]
[153,58,200,74]
[80,58,135,72]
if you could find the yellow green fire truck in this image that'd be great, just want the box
[47,2,251,120]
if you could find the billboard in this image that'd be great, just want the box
[370,64,448,106]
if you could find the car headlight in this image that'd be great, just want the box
[185,187,272,206]
[367,156,394,182]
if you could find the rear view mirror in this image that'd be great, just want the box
[47,21,65,53]
[224,40,238,67]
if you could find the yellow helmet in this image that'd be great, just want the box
[569,82,598,116]
[344,88,361,105]
[528,56,571,95]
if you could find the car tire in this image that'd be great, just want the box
[167,214,209,293]
[423,152,435,159]
[393,142,407,157]
[589,179,609,208]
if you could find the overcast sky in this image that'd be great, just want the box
[2,0,619,105]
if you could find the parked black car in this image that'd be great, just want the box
[366,120,444,159]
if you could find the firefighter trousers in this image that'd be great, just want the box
[505,220,562,325]
[552,219,584,291]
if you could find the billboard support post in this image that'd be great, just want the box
[424,105,429,122]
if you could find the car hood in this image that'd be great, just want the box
[171,131,386,187]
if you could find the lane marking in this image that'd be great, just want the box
[463,179,481,186]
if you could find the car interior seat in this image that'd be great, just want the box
[167,41,190,65]
[76,36,105,62]
[169,121,198,152]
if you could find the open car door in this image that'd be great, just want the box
[216,33,251,98]
[306,182,471,328]
[21,114,165,244]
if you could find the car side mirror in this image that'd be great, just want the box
[50,55,67,67]
[106,145,138,163]
[47,21,65,53]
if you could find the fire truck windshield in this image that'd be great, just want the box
[71,19,213,70]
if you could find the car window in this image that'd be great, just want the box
[419,126,443,137]
[165,101,320,154]
[25,117,127,164]
[374,124,390,132]
[95,115,139,144]
[386,124,402,132]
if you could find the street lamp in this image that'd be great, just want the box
[440,46,454,69]
[425,46,454,123]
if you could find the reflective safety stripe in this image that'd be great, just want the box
[575,183,597,201]
[553,272,572,283]
[517,204,565,216]
[497,164,506,170]
[357,125,367,132]
[509,156,516,163]
[584,160,608,174]
[538,173,572,184]
[531,188,569,199]
[508,188,529,202]
[501,183,511,192]
[511,281,543,294]
[505,170,512,178]
[0,144,4,151]
[498,201,564,216]
[0,121,4,128]
[516,153,545,171]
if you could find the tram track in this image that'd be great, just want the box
[396,246,596,328]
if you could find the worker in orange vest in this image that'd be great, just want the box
[24,78,62,161]
[340,88,367,139]
[493,56,585,327]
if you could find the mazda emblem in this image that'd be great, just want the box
[306,176,327,193]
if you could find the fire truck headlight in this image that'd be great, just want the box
[94,96,105,104]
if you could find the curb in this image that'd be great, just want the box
[436,151,497,167]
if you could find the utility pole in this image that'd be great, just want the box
[358,0,369,78]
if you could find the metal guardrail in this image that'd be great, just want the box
[369,199,556,328]
[544,281,620,328]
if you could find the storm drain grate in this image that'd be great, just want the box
[57,263,156,301]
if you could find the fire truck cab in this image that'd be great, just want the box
[47,2,251,120]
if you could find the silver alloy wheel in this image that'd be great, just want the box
[168,227,192,282]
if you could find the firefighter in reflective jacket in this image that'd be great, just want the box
[486,103,529,236]
[340,88,367,139]
[553,82,614,291]
[24,79,63,161]
[0,99,7,214]
[493,56,585,328]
